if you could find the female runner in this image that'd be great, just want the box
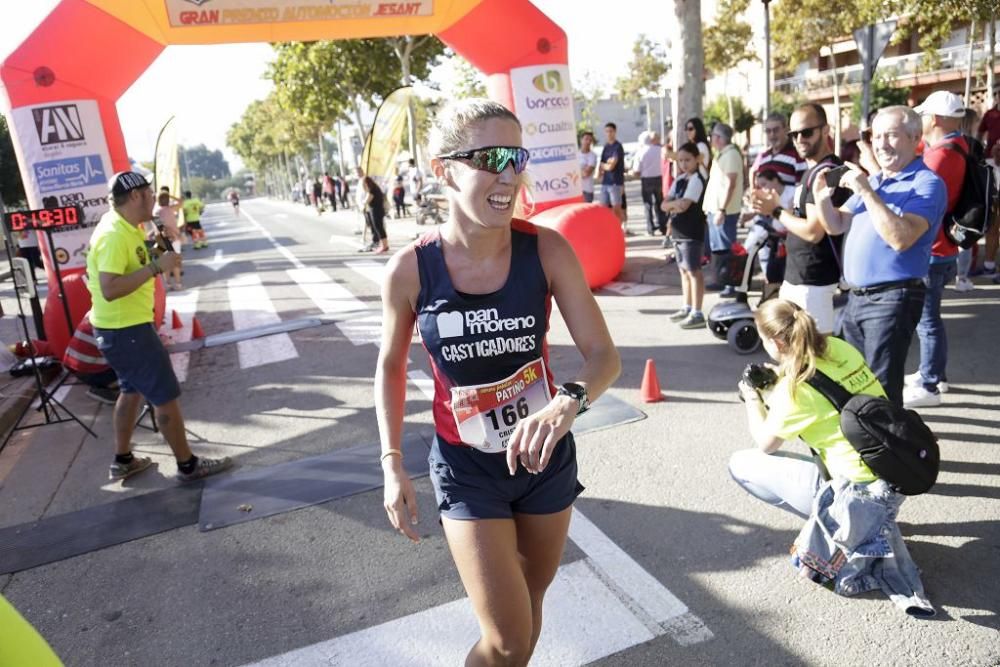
[376,99,621,666]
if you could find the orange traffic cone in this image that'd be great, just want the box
[641,359,663,403]
[171,310,183,329]
[191,317,206,339]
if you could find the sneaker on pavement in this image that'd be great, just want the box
[719,285,738,298]
[669,308,691,322]
[177,456,234,483]
[86,386,120,405]
[903,386,942,409]
[905,371,948,393]
[679,312,706,329]
[109,456,154,481]
[954,277,975,292]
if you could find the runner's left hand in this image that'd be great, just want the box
[506,395,577,475]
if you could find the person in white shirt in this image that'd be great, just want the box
[407,158,423,201]
[632,131,667,235]
[578,131,597,203]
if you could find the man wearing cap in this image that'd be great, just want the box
[903,91,968,408]
[87,171,233,482]
[813,106,947,406]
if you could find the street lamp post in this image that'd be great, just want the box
[762,0,772,118]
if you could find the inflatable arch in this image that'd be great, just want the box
[1,0,624,349]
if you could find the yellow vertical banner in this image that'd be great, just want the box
[361,86,413,180]
[153,116,182,197]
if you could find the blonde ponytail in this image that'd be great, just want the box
[754,299,828,397]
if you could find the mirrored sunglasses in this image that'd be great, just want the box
[438,146,530,174]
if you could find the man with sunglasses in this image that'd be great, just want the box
[750,112,806,188]
[752,103,845,334]
[812,106,947,406]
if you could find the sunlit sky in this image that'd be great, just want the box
[0,1,676,169]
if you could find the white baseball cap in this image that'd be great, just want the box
[914,91,965,118]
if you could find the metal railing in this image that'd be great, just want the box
[774,41,995,96]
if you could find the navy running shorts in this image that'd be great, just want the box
[428,432,584,520]
[94,323,181,407]
[185,220,203,231]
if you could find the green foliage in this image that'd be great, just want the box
[614,35,669,103]
[186,176,222,201]
[179,144,230,181]
[769,93,808,122]
[0,114,27,207]
[703,0,757,76]
[704,96,756,134]
[446,53,487,98]
[850,72,911,124]
[771,0,876,72]
[573,73,604,137]
[884,0,998,69]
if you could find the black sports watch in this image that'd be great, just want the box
[557,382,590,415]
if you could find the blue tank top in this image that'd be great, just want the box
[415,219,556,450]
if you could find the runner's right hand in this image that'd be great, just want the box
[383,467,420,542]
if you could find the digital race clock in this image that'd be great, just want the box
[3,205,83,232]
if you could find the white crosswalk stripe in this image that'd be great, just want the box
[226,275,298,369]
[165,287,200,384]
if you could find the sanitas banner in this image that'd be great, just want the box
[8,99,111,271]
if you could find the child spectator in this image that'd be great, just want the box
[661,142,708,329]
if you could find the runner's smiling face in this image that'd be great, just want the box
[436,117,523,229]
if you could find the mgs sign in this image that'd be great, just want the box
[32,104,85,147]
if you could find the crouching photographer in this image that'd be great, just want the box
[728,298,935,616]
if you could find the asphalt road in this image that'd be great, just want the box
[0,196,997,666]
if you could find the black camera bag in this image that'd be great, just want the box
[805,370,939,496]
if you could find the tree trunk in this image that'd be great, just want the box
[830,47,842,157]
[725,69,734,126]
[671,0,705,149]
[336,118,347,177]
[987,19,996,109]
[351,98,367,171]
[965,20,977,106]
[645,98,653,132]
[393,36,420,166]
[317,128,327,175]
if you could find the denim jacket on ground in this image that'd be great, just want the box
[792,478,935,617]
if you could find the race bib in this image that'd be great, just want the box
[450,358,552,453]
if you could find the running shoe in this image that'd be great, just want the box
[679,312,706,329]
[903,385,942,409]
[669,308,691,322]
[109,455,154,481]
[954,277,975,292]
[905,372,948,393]
[176,456,234,483]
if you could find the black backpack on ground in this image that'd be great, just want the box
[805,370,939,496]
[943,139,997,249]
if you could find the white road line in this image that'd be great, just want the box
[227,275,299,369]
[165,287,200,384]
[344,259,386,286]
[330,234,364,250]
[406,368,434,401]
[242,208,306,269]
[286,267,368,316]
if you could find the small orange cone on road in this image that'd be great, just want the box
[171,310,183,329]
[191,317,206,339]
[641,359,663,403]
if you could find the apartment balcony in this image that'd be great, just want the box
[774,41,998,101]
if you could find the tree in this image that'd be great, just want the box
[772,0,878,154]
[573,72,604,136]
[704,95,756,143]
[179,144,231,181]
[447,53,488,99]
[670,0,705,148]
[703,0,757,126]
[0,114,27,208]
[615,35,669,132]
[850,72,910,124]
[769,92,808,122]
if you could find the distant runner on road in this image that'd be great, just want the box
[228,189,240,217]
